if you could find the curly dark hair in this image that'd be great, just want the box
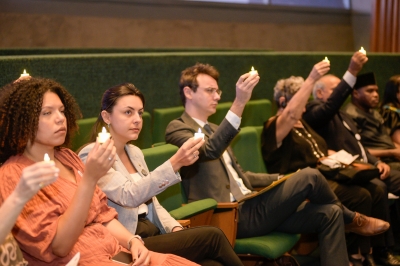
[0,77,82,164]
[179,63,219,106]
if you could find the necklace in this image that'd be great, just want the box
[293,127,325,159]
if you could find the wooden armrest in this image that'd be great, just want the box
[177,219,191,228]
[211,202,239,247]
[216,202,238,208]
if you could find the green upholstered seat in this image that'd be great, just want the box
[71,117,97,152]
[142,144,217,219]
[152,106,184,144]
[230,125,300,259]
[241,99,272,127]
[234,232,301,259]
[231,126,267,173]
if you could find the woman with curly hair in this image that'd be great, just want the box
[380,75,400,146]
[0,77,201,266]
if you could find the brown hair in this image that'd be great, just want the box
[179,63,219,106]
[89,83,145,142]
[0,77,81,164]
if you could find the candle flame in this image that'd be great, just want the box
[44,153,50,162]
[251,66,255,71]
[198,128,202,133]
[102,127,107,133]
[23,69,27,74]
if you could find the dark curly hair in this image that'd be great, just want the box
[179,63,219,106]
[0,77,82,164]
[88,83,145,143]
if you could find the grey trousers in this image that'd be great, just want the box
[237,167,349,266]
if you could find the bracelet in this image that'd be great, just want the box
[127,235,144,250]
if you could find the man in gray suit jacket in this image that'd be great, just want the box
[165,63,387,266]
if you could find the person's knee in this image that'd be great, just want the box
[296,167,325,184]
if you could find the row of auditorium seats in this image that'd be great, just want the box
[70,99,272,151]
[142,126,301,265]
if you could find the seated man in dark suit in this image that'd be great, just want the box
[165,62,388,266]
[304,70,400,266]
[343,72,400,172]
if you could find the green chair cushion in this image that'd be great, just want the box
[241,99,272,127]
[169,198,218,220]
[152,106,184,144]
[234,232,301,259]
[71,117,98,152]
[231,126,267,173]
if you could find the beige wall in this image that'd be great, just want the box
[0,0,357,51]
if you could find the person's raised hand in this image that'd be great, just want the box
[235,72,260,106]
[84,138,116,184]
[348,51,368,76]
[169,137,204,172]
[308,61,331,82]
[14,161,59,203]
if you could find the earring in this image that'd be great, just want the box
[107,123,110,129]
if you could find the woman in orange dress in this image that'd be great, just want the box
[0,77,200,266]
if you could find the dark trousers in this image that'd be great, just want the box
[143,226,243,266]
[236,167,348,266]
[329,179,387,254]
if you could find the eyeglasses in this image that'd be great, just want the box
[202,87,222,96]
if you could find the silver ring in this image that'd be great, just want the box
[108,157,112,161]
[39,182,44,189]
[193,153,197,159]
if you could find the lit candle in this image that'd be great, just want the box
[322,57,330,64]
[249,66,258,75]
[20,69,30,78]
[194,128,205,140]
[359,47,366,55]
[97,127,111,144]
[44,153,51,162]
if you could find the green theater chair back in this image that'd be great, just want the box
[142,144,217,222]
[241,99,272,127]
[71,117,97,152]
[231,126,267,173]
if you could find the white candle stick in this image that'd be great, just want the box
[20,69,30,78]
[97,127,111,144]
[44,153,51,162]
[359,47,366,55]
[249,66,258,75]
[194,128,205,140]
[322,57,330,64]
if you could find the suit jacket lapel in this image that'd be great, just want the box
[180,112,213,138]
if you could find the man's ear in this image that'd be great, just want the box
[101,110,111,124]
[316,88,323,100]
[183,86,193,100]
[352,89,359,100]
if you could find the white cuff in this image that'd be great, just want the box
[226,110,241,130]
[343,71,356,88]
